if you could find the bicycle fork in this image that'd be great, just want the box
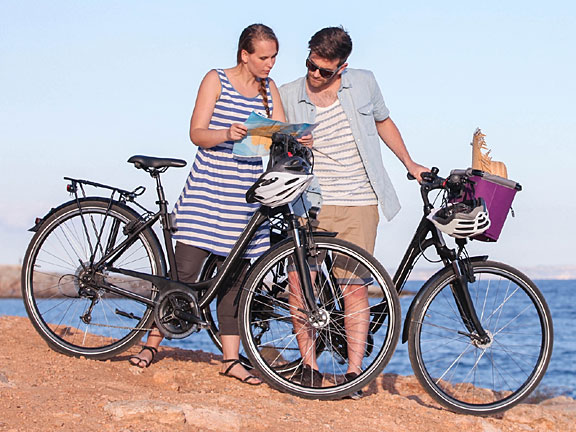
[450,258,491,345]
[285,211,321,320]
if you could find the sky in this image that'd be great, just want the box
[1,1,575,276]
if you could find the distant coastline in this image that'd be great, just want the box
[1,264,575,298]
[405,265,576,282]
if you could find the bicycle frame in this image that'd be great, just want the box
[62,170,321,323]
[393,171,490,345]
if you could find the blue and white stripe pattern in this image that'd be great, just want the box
[313,100,378,206]
[172,69,271,258]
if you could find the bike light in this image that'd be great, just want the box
[67,183,77,193]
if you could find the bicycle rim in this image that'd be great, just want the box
[21,199,164,359]
[240,237,400,399]
[408,260,553,415]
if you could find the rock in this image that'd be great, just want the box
[104,400,186,425]
[180,404,243,431]
[503,405,558,431]
[0,265,21,298]
[152,369,180,391]
[0,371,15,388]
[539,396,576,413]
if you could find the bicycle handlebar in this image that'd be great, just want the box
[407,167,471,214]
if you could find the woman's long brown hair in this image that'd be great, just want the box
[237,24,278,118]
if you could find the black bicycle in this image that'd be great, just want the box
[392,167,553,415]
[20,134,552,412]
[20,134,401,400]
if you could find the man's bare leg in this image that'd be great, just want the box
[342,284,370,375]
[287,270,319,371]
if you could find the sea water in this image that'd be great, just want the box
[3,279,574,398]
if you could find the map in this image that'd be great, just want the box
[233,112,317,157]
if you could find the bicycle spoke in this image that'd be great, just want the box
[240,237,400,399]
[409,261,552,415]
[23,200,162,359]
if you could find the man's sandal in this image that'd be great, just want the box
[219,359,262,386]
[129,346,158,368]
[344,372,364,400]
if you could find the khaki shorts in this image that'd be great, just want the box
[315,205,379,254]
[312,205,379,284]
[290,205,379,284]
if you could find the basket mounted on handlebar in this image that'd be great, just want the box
[448,168,522,242]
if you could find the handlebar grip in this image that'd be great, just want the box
[407,172,416,180]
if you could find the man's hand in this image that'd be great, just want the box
[406,161,429,183]
[297,134,314,148]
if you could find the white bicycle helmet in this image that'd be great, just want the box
[246,156,314,208]
[427,198,491,238]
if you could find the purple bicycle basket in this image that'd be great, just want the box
[450,168,522,242]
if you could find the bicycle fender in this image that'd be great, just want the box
[401,255,489,344]
[28,196,126,232]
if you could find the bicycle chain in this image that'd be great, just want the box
[85,322,156,331]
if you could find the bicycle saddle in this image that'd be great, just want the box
[128,155,187,170]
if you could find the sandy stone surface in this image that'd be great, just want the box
[0,315,575,432]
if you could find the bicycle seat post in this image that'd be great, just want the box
[150,169,178,280]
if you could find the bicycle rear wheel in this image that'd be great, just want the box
[408,260,553,415]
[239,236,400,399]
[21,198,165,359]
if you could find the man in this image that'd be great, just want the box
[280,26,427,387]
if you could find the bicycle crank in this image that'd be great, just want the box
[154,288,206,339]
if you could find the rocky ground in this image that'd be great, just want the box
[0,314,574,432]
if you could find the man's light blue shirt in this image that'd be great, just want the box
[279,68,401,221]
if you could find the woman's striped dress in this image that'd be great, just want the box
[172,69,271,259]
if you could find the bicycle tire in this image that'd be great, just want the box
[407,260,553,415]
[21,198,166,359]
[239,236,401,399]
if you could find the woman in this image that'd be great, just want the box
[129,24,286,385]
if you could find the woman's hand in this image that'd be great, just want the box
[227,123,248,141]
[297,134,314,148]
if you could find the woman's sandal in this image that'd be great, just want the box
[219,359,262,386]
[129,346,158,368]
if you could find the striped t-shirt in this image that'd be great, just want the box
[172,69,271,259]
[313,100,377,206]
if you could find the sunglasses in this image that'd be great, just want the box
[305,57,342,79]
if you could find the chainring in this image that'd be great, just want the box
[154,288,201,339]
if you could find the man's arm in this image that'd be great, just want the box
[376,117,428,181]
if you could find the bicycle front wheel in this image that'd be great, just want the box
[408,260,553,415]
[239,236,401,399]
[21,198,165,359]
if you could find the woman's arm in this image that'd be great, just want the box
[189,70,248,148]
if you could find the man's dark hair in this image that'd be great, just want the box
[308,26,352,65]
